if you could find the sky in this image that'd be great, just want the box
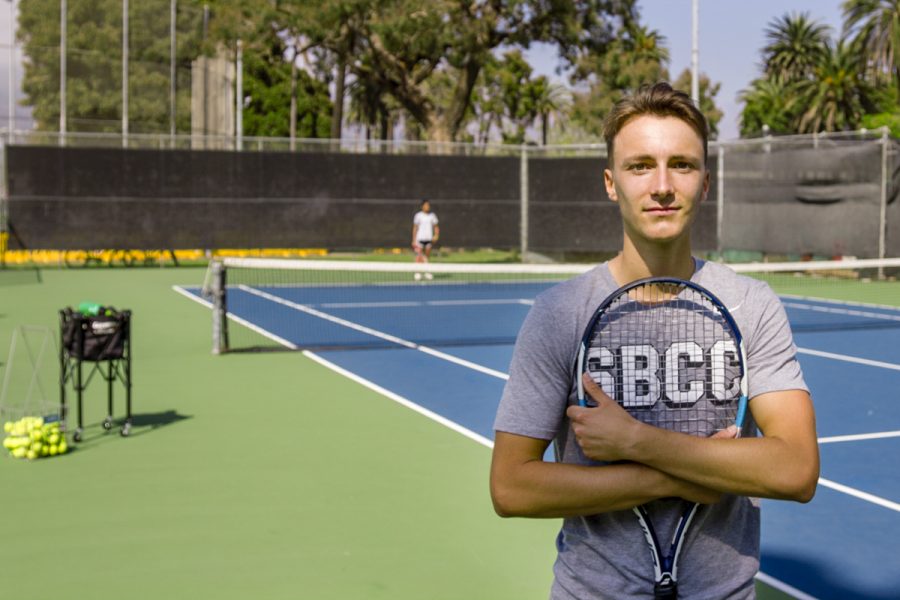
[525,0,846,140]
[0,0,849,139]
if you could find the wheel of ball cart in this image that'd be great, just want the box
[102,416,113,431]
[120,421,131,437]
[73,428,83,443]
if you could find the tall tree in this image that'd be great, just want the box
[761,12,831,84]
[843,0,900,89]
[293,0,635,142]
[18,0,204,134]
[569,22,669,137]
[790,40,877,133]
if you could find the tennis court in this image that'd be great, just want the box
[1,260,898,599]
[174,257,900,600]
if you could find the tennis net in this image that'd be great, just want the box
[201,257,900,352]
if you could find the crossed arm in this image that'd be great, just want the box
[489,374,819,519]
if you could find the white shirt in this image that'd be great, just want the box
[413,211,439,242]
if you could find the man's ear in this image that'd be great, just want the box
[604,168,618,203]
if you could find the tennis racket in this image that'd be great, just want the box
[575,277,749,599]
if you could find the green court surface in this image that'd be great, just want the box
[0,267,794,599]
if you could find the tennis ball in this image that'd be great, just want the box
[48,433,60,445]
[12,447,26,459]
[48,444,58,456]
[57,441,68,455]
[25,449,37,460]
[40,445,49,457]
[3,421,12,433]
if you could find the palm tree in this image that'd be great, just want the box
[790,40,877,132]
[762,12,832,84]
[843,0,900,88]
[531,78,572,145]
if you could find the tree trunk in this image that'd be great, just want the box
[331,57,346,140]
[290,42,298,149]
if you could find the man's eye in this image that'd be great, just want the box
[629,163,651,172]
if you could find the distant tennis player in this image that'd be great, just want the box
[412,199,439,280]
[490,82,819,599]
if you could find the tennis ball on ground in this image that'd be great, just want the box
[48,433,60,445]
[48,445,58,456]
[40,445,49,457]
[3,421,12,433]
[12,446,26,459]
[57,441,68,455]
[25,449,37,460]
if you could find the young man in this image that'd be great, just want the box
[490,83,819,599]
[412,200,440,280]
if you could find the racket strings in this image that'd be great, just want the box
[587,283,742,437]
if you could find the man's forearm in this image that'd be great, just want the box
[490,433,721,518]
[629,426,817,502]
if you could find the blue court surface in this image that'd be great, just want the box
[177,278,900,600]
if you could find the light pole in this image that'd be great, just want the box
[5,0,14,133]
[691,0,699,106]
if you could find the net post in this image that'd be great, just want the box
[519,146,529,261]
[210,260,229,354]
[879,127,889,278]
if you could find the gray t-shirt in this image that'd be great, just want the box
[494,259,808,600]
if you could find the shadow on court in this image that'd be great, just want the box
[762,552,900,600]
[65,409,192,448]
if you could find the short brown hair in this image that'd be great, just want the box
[603,82,709,163]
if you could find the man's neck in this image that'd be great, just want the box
[609,236,695,285]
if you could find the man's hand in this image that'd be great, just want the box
[567,373,739,463]
[566,373,643,462]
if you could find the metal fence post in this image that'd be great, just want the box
[879,127,889,274]
[519,146,528,260]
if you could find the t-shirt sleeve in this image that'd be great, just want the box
[744,282,809,398]
[493,294,573,440]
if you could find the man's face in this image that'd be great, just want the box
[422,202,431,213]
[604,115,709,246]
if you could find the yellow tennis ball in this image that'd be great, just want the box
[40,445,49,457]
[25,449,37,460]
[12,447,26,459]
[3,421,12,433]
[57,441,68,455]
[48,444,58,456]
[48,433,60,445]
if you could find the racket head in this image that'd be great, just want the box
[576,277,749,436]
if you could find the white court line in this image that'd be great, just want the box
[172,285,299,349]
[754,572,819,600]
[320,298,531,309]
[818,478,900,513]
[302,350,494,449]
[783,301,900,323]
[796,347,900,372]
[238,285,510,381]
[819,430,900,444]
